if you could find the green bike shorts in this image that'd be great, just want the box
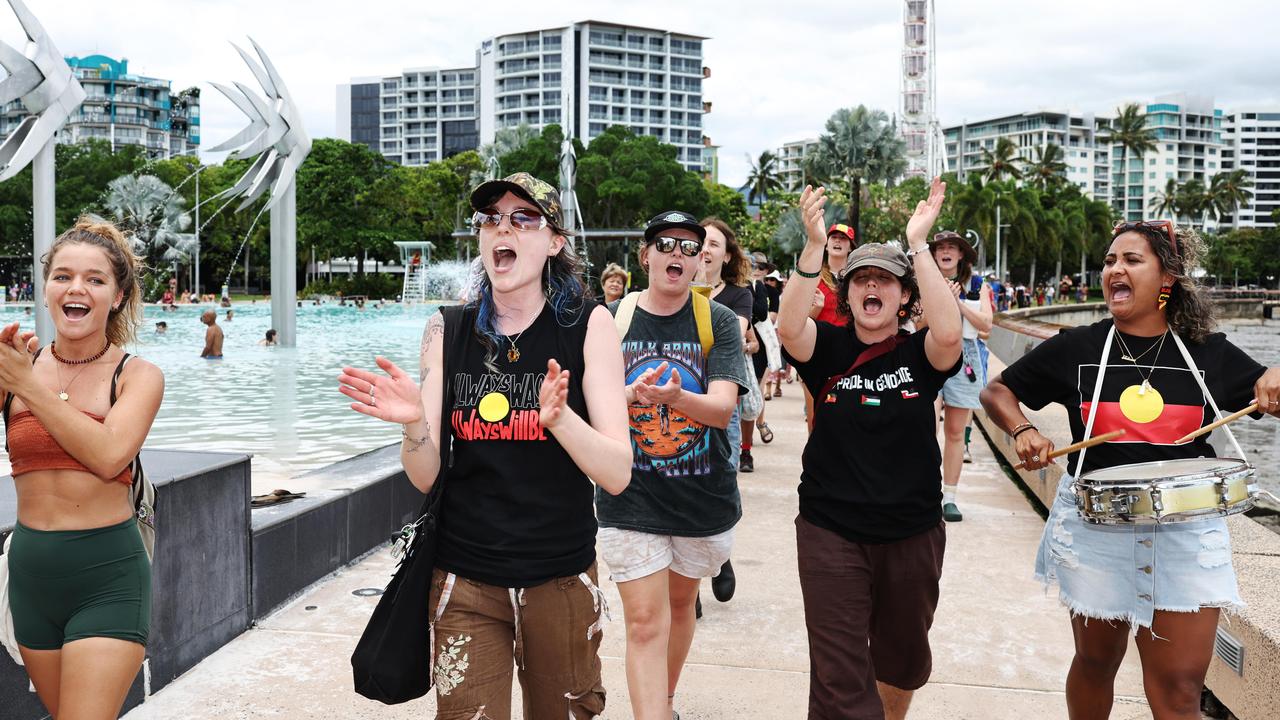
[8,518,150,649]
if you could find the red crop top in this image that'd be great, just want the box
[6,410,132,485]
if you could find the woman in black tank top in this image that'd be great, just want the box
[340,172,630,719]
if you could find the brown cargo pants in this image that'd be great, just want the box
[428,563,608,720]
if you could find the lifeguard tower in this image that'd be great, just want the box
[395,241,434,302]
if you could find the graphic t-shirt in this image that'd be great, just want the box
[999,319,1266,476]
[788,324,960,544]
[436,302,597,588]
[597,294,748,537]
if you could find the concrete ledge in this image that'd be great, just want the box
[0,449,252,719]
[984,309,1280,719]
[249,443,421,620]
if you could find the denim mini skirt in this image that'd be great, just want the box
[940,338,986,410]
[1034,473,1243,630]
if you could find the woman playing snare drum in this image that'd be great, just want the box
[981,221,1280,719]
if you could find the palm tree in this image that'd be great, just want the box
[1024,144,1067,190]
[1152,178,1180,220]
[1099,103,1157,217]
[806,105,908,239]
[104,174,196,264]
[742,150,784,205]
[1207,169,1254,223]
[1174,179,1209,227]
[978,138,1024,183]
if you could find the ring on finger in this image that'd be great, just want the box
[1031,455,1040,462]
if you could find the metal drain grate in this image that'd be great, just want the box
[1214,626,1245,676]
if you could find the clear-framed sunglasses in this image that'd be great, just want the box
[472,208,547,232]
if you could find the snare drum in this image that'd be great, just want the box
[1074,458,1256,525]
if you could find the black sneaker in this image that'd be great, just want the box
[740,449,754,473]
[695,592,703,619]
[712,559,736,602]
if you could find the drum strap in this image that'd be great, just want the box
[1168,331,1249,462]
[1073,325,1116,479]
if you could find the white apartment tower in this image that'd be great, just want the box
[1116,93,1225,225]
[1217,108,1277,229]
[341,21,711,174]
[776,138,817,192]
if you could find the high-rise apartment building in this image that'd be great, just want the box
[0,54,200,158]
[943,110,1111,200]
[339,20,711,174]
[1115,93,1224,224]
[1218,108,1278,229]
[776,138,817,191]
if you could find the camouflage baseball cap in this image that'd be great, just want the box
[840,242,911,279]
[469,172,572,235]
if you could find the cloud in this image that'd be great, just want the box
[2,0,1276,190]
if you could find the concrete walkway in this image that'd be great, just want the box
[125,387,1152,719]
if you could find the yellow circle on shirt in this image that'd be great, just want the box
[1119,384,1164,424]
[477,392,510,422]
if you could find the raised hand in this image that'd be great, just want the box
[0,322,35,394]
[539,358,571,430]
[906,176,947,247]
[798,185,829,247]
[339,356,424,424]
[626,360,668,405]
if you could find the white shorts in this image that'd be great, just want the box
[598,527,735,583]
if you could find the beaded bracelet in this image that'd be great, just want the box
[1011,423,1037,439]
[793,266,821,279]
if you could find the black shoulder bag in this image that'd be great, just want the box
[351,305,461,704]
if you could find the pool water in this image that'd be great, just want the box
[0,302,440,491]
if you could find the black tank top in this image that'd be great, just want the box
[435,300,596,587]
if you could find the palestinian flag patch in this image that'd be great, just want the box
[861,395,880,406]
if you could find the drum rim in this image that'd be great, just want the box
[1079,457,1253,485]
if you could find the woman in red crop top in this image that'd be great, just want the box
[0,217,163,719]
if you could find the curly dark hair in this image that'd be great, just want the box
[1115,224,1215,343]
[835,263,921,327]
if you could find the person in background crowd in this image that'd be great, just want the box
[601,262,629,304]
[258,329,278,346]
[803,223,856,429]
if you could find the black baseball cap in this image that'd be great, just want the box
[643,210,705,243]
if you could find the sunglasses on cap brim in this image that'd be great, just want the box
[649,235,703,257]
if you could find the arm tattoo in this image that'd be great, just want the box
[420,314,444,382]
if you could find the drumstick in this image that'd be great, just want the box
[1174,403,1258,445]
[1012,430,1126,470]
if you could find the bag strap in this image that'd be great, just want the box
[1168,331,1249,461]
[816,332,908,402]
[614,291,714,358]
[1073,324,1116,478]
[4,346,44,453]
[109,353,131,405]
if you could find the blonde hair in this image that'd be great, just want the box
[599,263,627,287]
[42,217,145,346]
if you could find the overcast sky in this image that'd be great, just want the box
[8,0,1279,188]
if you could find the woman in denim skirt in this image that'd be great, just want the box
[982,220,1280,719]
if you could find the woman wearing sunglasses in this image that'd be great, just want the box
[340,172,630,720]
[982,220,1280,719]
[597,209,748,720]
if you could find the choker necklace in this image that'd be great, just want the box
[50,340,111,365]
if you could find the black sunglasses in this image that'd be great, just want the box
[649,235,703,257]
[472,208,547,232]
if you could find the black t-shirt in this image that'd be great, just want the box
[748,280,770,324]
[765,283,781,314]
[713,283,753,322]
[787,324,960,544]
[597,295,748,536]
[436,302,596,587]
[999,319,1266,476]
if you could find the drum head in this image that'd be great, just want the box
[1082,458,1248,483]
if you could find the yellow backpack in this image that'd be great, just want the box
[613,290,714,357]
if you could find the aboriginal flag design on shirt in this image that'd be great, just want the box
[1078,363,1206,445]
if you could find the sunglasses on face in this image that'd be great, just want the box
[1113,220,1178,256]
[472,208,547,232]
[649,235,703,257]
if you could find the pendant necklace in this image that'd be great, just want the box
[1114,330,1168,424]
[506,327,527,363]
[50,340,111,401]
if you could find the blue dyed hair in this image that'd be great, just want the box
[467,239,588,372]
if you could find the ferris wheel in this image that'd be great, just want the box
[901,0,945,178]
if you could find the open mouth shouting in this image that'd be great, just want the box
[62,301,92,321]
[665,261,685,282]
[861,293,884,316]
[1109,280,1133,303]
[492,243,517,274]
